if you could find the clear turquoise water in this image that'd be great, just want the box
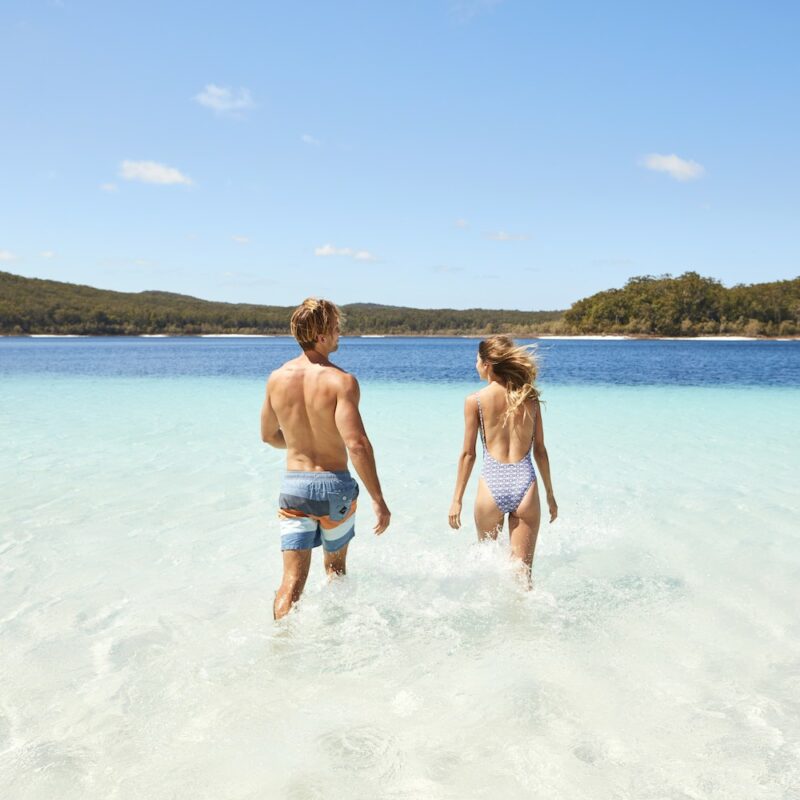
[1,343,799,799]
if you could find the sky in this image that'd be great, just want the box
[1,0,798,310]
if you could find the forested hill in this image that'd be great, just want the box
[564,272,800,337]
[0,271,562,335]
[1,270,797,336]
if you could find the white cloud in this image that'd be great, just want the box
[640,153,705,181]
[315,244,351,257]
[0,250,17,261]
[455,218,469,229]
[314,244,377,262]
[195,84,255,116]
[100,182,118,192]
[232,235,250,245]
[301,133,321,146]
[488,231,530,241]
[40,251,56,259]
[120,160,193,186]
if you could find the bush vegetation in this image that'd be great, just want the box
[2,270,797,337]
[564,272,800,336]
[0,272,562,336]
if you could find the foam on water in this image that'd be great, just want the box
[0,376,798,799]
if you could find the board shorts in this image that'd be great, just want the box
[278,470,359,552]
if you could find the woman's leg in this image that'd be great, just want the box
[508,481,541,588]
[475,476,505,541]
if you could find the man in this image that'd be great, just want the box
[261,297,391,619]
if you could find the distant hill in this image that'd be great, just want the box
[1,270,796,336]
[564,272,800,337]
[0,271,563,336]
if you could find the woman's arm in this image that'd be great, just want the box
[449,395,479,529]
[532,400,558,523]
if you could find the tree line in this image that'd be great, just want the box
[1,270,797,336]
[564,272,800,337]
[0,272,561,336]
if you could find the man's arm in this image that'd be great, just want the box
[333,374,390,534]
[260,377,286,449]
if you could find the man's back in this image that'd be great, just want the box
[262,296,389,620]
[267,356,352,472]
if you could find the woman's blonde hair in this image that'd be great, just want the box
[290,297,341,350]
[478,334,540,422]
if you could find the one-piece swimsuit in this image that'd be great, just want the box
[476,394,537,514]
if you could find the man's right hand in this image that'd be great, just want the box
[372,498,391,535]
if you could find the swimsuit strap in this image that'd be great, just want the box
[475,394,487,450]
[530,399,537,448]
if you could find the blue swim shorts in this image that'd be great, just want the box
[278,470,359,552]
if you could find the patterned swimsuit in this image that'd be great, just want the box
[476,394,537,514]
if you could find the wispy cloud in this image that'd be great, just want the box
[119,160,193,186]
[40,251,56,259]
[100,182,118,192]
[455,218,469,229]
[301,133,321,146]
[451,0,503,23]
[431,264,465,274]
[231,235,250,245]
[314,244,377,262]
[640,153,704,181]
[195,84,255,116]
[487,231,530,241]
[0,250,17,261]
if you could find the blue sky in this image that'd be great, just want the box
[1,1,798,310]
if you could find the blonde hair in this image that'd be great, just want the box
[290,298,341,350]
[478,335,540,422]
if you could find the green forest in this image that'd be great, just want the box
[1,270,798,336]
[564,272,800,337]
[0,271,561,336]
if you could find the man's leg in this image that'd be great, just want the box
[323,542,349,579]
[274,549,312,619]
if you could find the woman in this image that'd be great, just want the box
[449,335,557,585]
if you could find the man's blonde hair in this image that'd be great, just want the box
[290,298,341,350]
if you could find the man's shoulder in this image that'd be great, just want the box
[267,358,300,386]
[324,363,357,391]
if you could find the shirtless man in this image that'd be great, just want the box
[261,298,391,619]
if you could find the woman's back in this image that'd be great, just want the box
[476,385,535,463]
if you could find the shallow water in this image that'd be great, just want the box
[1,342,799,799]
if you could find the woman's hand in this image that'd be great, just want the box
[546,492,558,523]
[448,501,462,529]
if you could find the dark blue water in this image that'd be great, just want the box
[0,337,798,386]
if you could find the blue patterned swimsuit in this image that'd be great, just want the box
[476,394,537,514]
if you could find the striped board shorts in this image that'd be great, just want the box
[278,470,359,552]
